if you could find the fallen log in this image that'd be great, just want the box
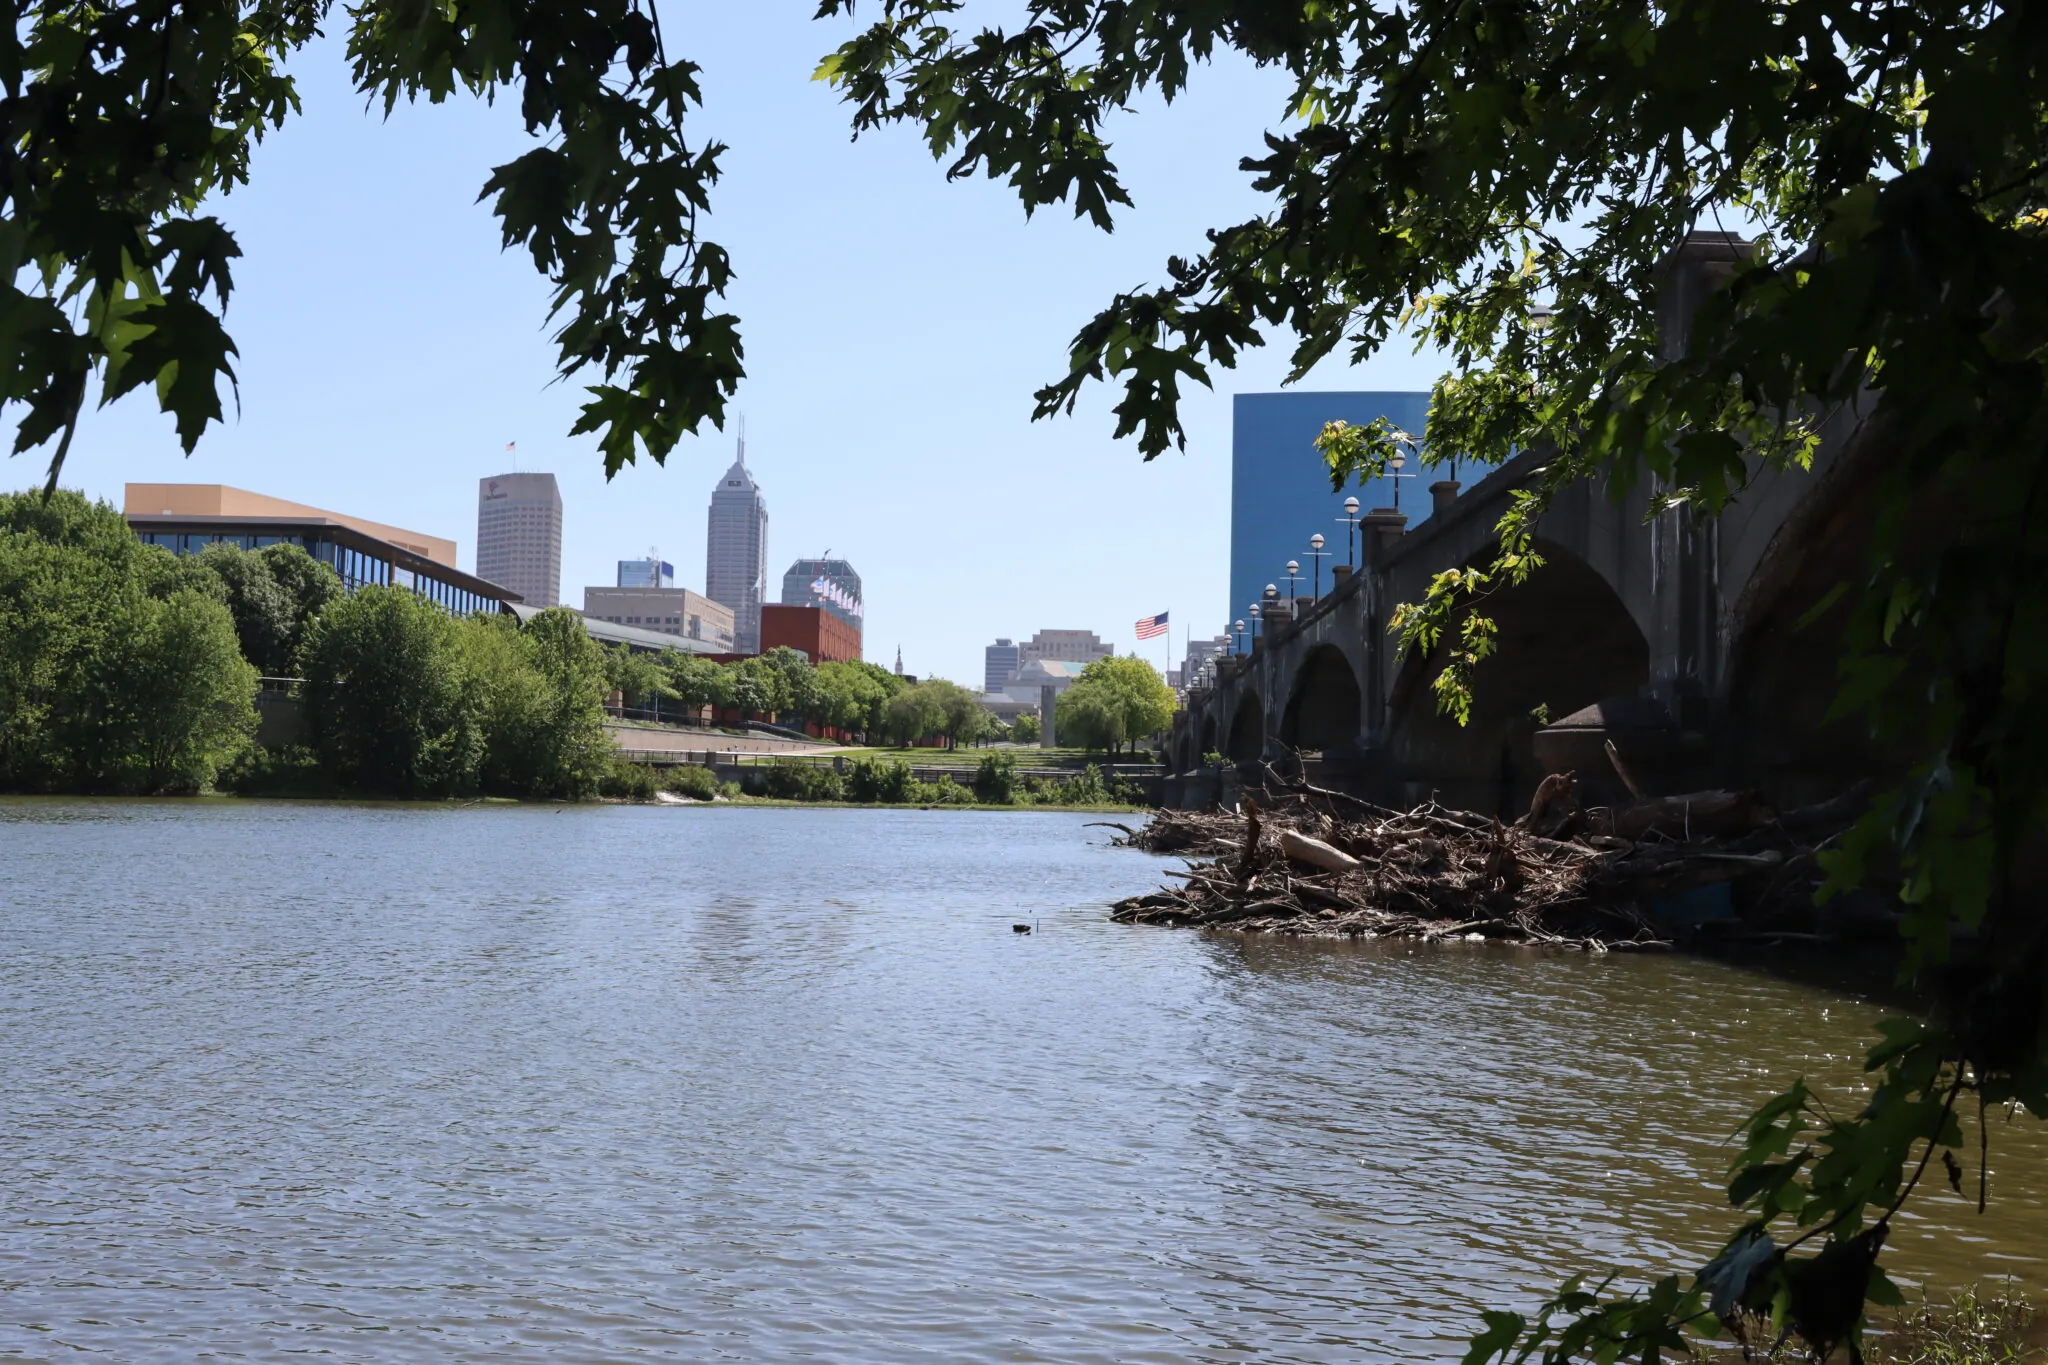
[1279,829,1363,873]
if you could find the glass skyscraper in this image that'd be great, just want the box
[1231,391,1431,628]
[779,556,863,628]
[706,443,768,654]
[617,557,675,588]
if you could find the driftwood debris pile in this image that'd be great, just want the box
[1107,778,1851,949]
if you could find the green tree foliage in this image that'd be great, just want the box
[258,542,343,668]
[1056,657,1174,755]
[813,659,892,735]
[300,586,481,797]
[304,592,615,799]
[4,0,740,487]
[724,654,786,717]
[878,678,992,747]
[604,643,670,713]
[1009,711,1040,745]
[757,757,845,802]
[105,587,261,792]
[465,609,613,799]
[973,750,1019,804]
[195,541,339,676]
[660,650,731,711]
[844,755,914,803]
[0,490,255,792]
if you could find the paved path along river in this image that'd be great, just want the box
[2,799,2043,1362]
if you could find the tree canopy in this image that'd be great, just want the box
[1056,655,1175,754]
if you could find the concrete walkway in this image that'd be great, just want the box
[604,722,852,758]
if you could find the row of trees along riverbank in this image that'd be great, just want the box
[1,490,1173,798]
[0,491,620,798]
[607,649,1176,755]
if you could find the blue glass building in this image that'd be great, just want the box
[1231,390,1431,628]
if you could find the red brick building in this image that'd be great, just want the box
[758,604,863,664]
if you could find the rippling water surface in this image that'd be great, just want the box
[2,798,2043,1362]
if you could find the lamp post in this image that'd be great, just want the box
[1385,429,1420,512]
[1233,618,1246,655]
[1247,604,1262,648]
[1306,533,1329,599]
[1284,560,1302,605]
[1338,496,1361,570]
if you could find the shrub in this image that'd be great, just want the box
[918,774,974,805]
[662,764,718,800]
[845,756,914,803]
[973,751,1019,804]
[1106,773,1151,806]
[599,757,661,801]
[1054,764,1109,806]
[717,780,741,800]
[760,758,845,802]
[218,744,331,798]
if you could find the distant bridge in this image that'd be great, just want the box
[1167,234,1887,814]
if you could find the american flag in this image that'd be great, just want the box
[1134,611,1169,640]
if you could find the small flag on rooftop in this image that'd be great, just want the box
[504,441,517,451]
[1135,611,1169,640]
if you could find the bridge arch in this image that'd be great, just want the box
[1226,691,1267,764]
[1384,539,1649,814]
[1281,644,1364,751]
[1722,437,1903,803]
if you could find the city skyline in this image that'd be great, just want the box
[37,12,1453,689]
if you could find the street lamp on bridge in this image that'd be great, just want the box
[1338,496,1361,571]
[1306,533,1329,599]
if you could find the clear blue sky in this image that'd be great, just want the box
[34,7,1449,686]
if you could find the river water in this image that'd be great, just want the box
[1,799,2042,1362]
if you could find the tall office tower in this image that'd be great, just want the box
[705,440,768,653]
[1230,391,1430,629]
[984,638,1021,694]
[617,555,674,588]
[476,472,563,606]
[779,556,863,628]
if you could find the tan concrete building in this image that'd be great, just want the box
[583,586,735,651]
[476,472,563,607]
[125,483,455,566]
[1019,628,1114,666]
[123,483,514,615]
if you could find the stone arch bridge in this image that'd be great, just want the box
[1168,235,1887,814]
